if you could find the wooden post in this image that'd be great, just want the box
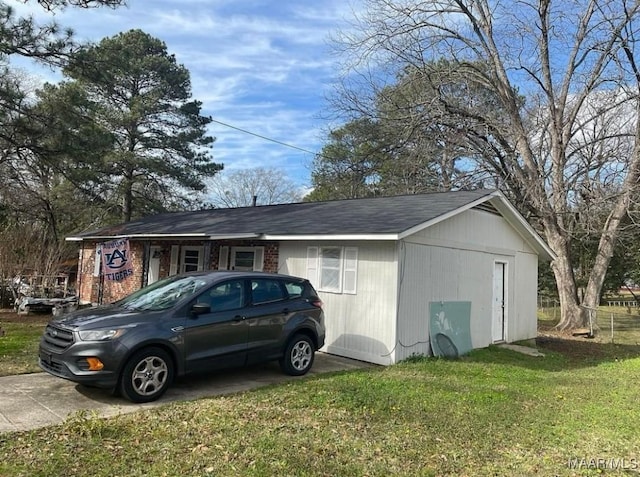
[610,313,614,344]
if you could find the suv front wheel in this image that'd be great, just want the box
[119,347,174,403]
[280,334,315,376]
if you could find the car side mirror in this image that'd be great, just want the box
[191,302,211,315]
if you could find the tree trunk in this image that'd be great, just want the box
[582,204,627,311]
[122,165,134,223]
[583,99,640,312]
[544,223,588,330]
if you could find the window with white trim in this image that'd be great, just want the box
[169,245,204,275]
[320,247,342,292]
[181,246,203,273]
[218,246,264,271]
[307,246,358,294]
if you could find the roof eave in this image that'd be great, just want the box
[66,233,260,242]
[397,191,497,240]
[263,234,400,241]
[487,192,556,261]
[396,190,555,261]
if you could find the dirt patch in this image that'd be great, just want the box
[536,322,602,359]
[536,334,604,360]
[536,329,640,362]
[0,310,51,325]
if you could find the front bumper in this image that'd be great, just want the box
[39,339,128,389]
[38,355,118,389]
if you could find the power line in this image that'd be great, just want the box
[209,117,319,156]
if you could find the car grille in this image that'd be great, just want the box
[39,356,65,374]
[43,324,74,351]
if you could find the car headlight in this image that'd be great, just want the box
[78,329,124,341]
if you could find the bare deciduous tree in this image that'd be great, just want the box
[207,167,303,208]
[334,0,640,330]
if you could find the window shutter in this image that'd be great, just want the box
[343,247,358,294]
[253,246,264,271]
[93,244,102,277]
[197,248,204,271]
[218,246,229,270]
[306,247,319,285]
[169,245,179,275]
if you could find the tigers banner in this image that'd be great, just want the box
[101,238,134,281]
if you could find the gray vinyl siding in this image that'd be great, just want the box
[277,208,540,365]
[278,241,398,365]
[406,208,538,256]
[395,209,539,362]
[511,250,539,341]
[395,242,515,361]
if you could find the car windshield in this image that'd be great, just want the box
[116,275,209,311]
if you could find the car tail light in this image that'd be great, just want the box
[310,298,323,309]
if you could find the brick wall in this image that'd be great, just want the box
[77,244,96,304]
[263,242,279,272]
[101,241,145,302]
[77,241,145,304]
[76,239,281,304]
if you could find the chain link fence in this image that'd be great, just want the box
[538,297,640,345]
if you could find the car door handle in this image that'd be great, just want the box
[281,308,289,315]
[233,315,246,321]
[171,326,184,332]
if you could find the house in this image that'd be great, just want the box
[67,189,554,365]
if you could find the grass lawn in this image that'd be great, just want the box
[538,304,640,345]
[1,311,640,476]
[0,311,48,377]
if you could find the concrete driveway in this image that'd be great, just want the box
[0,352,372,433]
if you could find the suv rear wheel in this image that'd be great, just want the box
[119,347,174,403]
[280,334,315,376]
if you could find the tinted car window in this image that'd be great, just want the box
[283,280,304,298]
[118,275,209,311]
[201,280,246,312]
[251,278,285,304]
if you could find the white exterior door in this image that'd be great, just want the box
[218,246,264,271]
[148,247,161,284]
[492,262,507,342]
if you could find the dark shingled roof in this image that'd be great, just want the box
[72,190,497,239]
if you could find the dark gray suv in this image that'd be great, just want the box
[39,271,325,403]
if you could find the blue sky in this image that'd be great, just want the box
[11,0,360,189]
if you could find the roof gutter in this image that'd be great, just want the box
[263,234,400,241]
[66,233,260,242]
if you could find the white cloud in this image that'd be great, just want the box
[6,0,362,187]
